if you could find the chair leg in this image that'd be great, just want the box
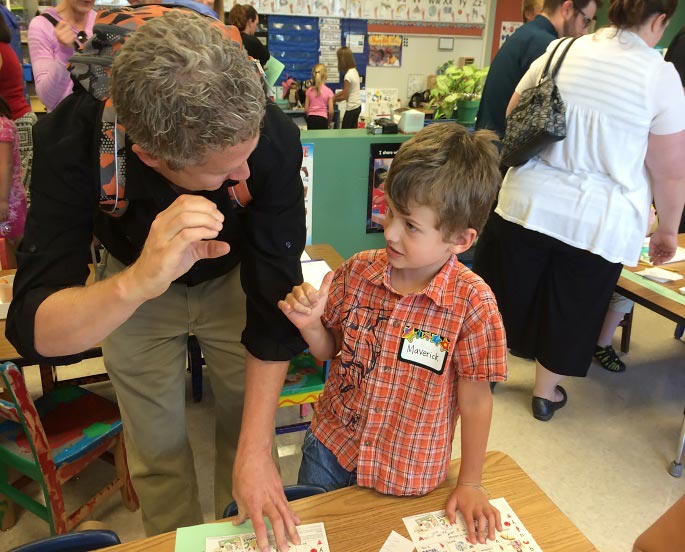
[114,436,139,511]
[0,494,16,530]
[620,308,633,354]
[39,364,56,393]
[675,324,685,340]
[670,407,685,478]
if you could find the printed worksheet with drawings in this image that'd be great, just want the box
[403,498,542,552]
[205,522,330,552]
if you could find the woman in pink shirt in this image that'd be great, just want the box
[305,63,334,130]
[28,0,96,111]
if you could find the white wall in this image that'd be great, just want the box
[365,34,486,107]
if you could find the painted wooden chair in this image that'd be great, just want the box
[276,352,328,435]
[0,362,138,534]
[186,339,327,434]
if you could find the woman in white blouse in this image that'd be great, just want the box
[474,0,685,421]
[334,46,361,128]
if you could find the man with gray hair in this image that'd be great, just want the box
[7,10,304,551]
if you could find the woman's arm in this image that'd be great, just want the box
[304,93,310,115]
[505,92,520,117]
[646,130,685,263]
[333,79,350,102]
[27,17,73,111]
[327,96,334,125]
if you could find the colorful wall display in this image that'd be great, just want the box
[367,143,402,234]
[245,0,486,24]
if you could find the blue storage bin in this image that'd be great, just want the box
[22,63,33,83]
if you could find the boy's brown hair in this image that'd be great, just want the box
[385,123,501,237]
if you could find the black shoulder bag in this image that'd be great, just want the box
[500,36,578,168]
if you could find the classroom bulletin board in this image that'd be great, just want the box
[248,0,487,25]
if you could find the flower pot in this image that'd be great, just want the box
[456,99,480,125]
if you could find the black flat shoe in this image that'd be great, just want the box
[531,385,567,421]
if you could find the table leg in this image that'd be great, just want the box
[39,364,55,393]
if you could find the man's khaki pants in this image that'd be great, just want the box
[100,253,246,535]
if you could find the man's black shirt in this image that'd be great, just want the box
[7,92,307,365]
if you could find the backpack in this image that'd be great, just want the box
[67,5,250,217]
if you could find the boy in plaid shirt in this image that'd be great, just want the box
[279,123,507,544]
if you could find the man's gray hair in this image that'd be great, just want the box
[110,10,265,170]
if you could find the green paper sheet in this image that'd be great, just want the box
[265,56,284,87]
[620,268,685,306]
[174,519,271,552]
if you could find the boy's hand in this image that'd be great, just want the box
[278,271,334,330]
[446,485,501,545]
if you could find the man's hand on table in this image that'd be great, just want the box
[232,449,301,552]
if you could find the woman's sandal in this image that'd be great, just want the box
[594,345,626,373]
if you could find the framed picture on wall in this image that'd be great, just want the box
[438,37,454,51]
[368,34,402,67]
[367,143,402,234]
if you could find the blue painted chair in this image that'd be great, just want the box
[0,362,138,534]
[10,529,120,552]
[222,484,327,518]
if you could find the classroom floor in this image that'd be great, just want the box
[3,301,685,552]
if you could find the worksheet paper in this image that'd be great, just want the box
[380,530,415,551]
[403,498,542,552]
[205,522,329,552]
[301,260,333,289]
[640,238,685,265]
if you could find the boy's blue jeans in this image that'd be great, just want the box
[297,428,357,491]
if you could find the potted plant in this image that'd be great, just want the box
[429,63,489,125]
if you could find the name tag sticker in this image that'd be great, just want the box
[398,326,449,374]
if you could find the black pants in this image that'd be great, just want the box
[306,115,329,130]
[473,214,622,377]
[341,106,361,129]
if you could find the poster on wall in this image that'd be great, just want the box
[367,143,401,234]
[365,88,399,122]
[368,34,402,67]
[301,143,314,244]
[499,21,523,48]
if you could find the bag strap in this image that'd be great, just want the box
[550,36,579,79]
[40,12,81,50]
[540,36,578,82]
[39,12,59,27]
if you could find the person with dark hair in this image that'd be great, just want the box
[477,0,600,139]
[334,46,361,128]
[0,16,36,201]
[228,4,269,68]
[474,0,685,421]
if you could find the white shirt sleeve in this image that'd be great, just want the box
[648,61,685,135]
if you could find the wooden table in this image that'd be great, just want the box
[107,451,596,551]
[0,245,345,393]
[616,234,685,325]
